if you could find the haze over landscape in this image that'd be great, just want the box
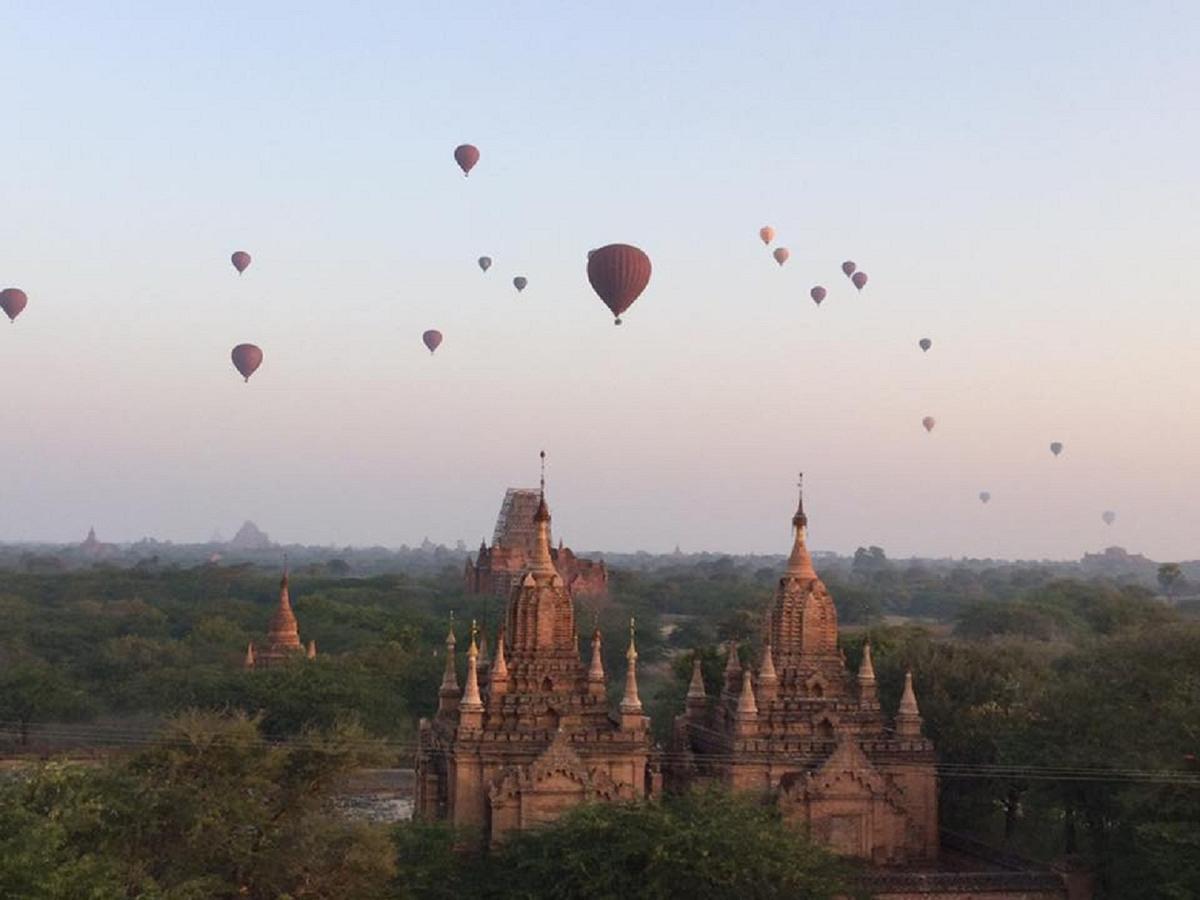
[4,3,1198,559]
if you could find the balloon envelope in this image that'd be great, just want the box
[852,271,868,290]
[231,344,263,382]
[810,286,826,305]
[422,330,443,354]
[759,226,775,245]
[841,261,856,277]
[587,243,652,323]
[231,251,251,274]
[772,247,789,266]
[1102,510,1116,525]
[979,491,991,504]
[454,144,480,175]
[919,338,932,352]
[478,256,492,272]
[1050,442,1063,456]
[0,288,28,322]
[922,416,936,432]
[513,276,527,292]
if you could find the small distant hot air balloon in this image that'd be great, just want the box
[922,416,936,433]
[841,261,856,277]
[231,344,263,382]
[852,271,868,291]
[810,286,826,306]
[231,251,251,274]
[422,330,443,354]
[478,256,492,272]
[454,144,480,176]
[513,276,527,292]
[0,288,28,323]
[919,338,932,352]
[1050,442,1063,457]
[772,247,789,267]
[759,226,775,245]
[587,243,652,325]
[1102,510,1116,525]
[979,491,991,504]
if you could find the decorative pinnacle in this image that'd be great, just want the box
[626,617,638,661]
[534,450,551,524]
[793,472,807,529]
[446,610,456,647]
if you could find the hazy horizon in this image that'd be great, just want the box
[4,4,1198,559]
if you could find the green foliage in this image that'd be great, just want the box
[476,790,847,900]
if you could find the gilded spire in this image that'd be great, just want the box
[461,621,484,711]
[306,639,317,659]
[620,618,642,714]
[786,473,817,580]
[687,653,707,699]
[896,669,924,736]
[529,450,556,575]
[244,642,256,669]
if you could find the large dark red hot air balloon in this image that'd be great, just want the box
[0,288,28,323]
[231,344,263,382]
[841,261,856,277]
[759,226,775,245]
[810,286,826,306]
[586,243,652,325]
[231,251,251,274]
[513,276,527,292]
[922,416,936,433]
[422,330,443,354]
[852,271,868,291]
[919,338,932,352]
[454,144,480,176]
[772,247,789,267]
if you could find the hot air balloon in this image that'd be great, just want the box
[772,247,789,267]
[231,251,251,274]
[852,271,868,291]
[922,416,936,433]
[422,330,443,354]
[454,144,479,176]
[979,491,991,504]
[759,226,775,245]
[513,276,527,292]
[919,338,932,352]
[0,288,28,323]
[1050,442,1063,457]
[1102,510,1116,525]
[586,243,652,325]
[478,256,492,272]
[841,261,856,277]
[810,286,826,306]
[231,344,263,382]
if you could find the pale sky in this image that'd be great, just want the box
[2,2,1198,559]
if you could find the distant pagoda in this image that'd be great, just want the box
[245,569,316,669]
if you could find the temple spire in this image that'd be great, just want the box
[786,472,817,580]
[858,641,879,707]
[687,654,707,700]
[268,566,302,650]
[896,669,924,737]
[723,640,742,694]
[306,639,317,660]
[620,618,643,715]
[438,614,460,699]
[588,625,606,695]
[490,626,509,695]
[243,642,256,669]
[529,450,556,575]
[757,636,778,703]
[736,667,759,720]
[461,621,484,712]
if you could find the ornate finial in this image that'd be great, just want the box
[533,451,551,526]
[539,449,546,495]
[793,472,807,529]
[627,617,638,660]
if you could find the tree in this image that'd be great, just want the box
[1158,563,1184,602]
[477,790,849,899]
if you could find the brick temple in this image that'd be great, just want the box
[464,488,608,600]
[417,477,654,842]
[666,479,939,865]
[244,570,316,669]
